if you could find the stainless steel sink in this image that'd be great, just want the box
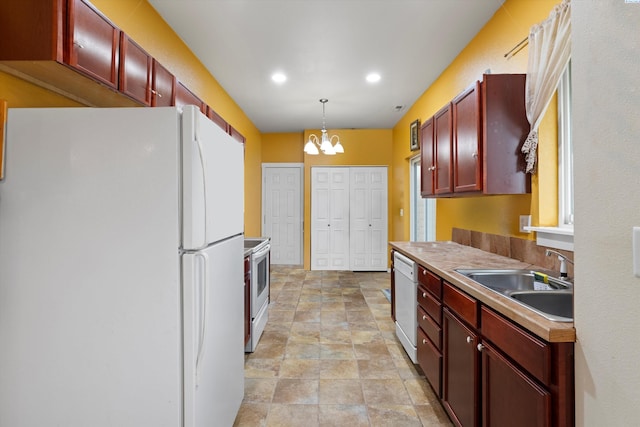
[454,269,570,293]
[509,291,573,322]
[454,268,573,322]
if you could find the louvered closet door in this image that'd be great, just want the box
[311,168,350,270]
[350,167,388,271]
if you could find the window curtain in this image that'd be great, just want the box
[521,0,571,173]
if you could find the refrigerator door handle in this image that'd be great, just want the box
[195,252,209,388]
[194,128,209,251]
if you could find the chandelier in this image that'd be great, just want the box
[303,99,344,155]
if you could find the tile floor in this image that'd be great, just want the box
[233,266,453,427]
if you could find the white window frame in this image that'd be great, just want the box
[557,61,574,229]
[526,62,574,250]
[409,155,436,242]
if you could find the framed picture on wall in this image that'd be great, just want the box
[410,119,420,151]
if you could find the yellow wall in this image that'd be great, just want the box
[391,0,560,242]
[262,133,304,164]
[0,0,263,236]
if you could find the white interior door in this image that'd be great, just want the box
[262,164,303,265]
[311,167,350,270]
[350,167,388,271]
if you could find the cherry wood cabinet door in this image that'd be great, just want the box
[434,104,453,195]
[119,34,152,105]
[443,308,479,427]
[418,327,442,398]
[420,118,435,197]
[151,60,175,107]
[174,81,206,113]
[453,82,482,193]
[66,0,119,89]
[481,341,551,427]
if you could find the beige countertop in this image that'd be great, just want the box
[390,241,576,343]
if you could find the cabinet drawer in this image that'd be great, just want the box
[418,327,442,398]
[481,306,551,385]
[417,285,442,325]
[417,265,442,298]
[418,305,441,349]
[443,282,478,328]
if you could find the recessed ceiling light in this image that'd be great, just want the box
[366,73,381,83]
[272,72,287,84]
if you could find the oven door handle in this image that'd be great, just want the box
[252,243,271,259]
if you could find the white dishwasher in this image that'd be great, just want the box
[394,251,418,363]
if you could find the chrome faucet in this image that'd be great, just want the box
[545,249,574,280]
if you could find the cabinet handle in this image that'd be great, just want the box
[422,292,427,298]
[74,41,85,49]
[477,343,485,352]
[428,166,436,171]
[466,336,473,344]
[472,152,478,158]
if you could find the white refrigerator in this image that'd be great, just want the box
[0,106,245,426]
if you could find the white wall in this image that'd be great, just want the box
[573,1,640,425]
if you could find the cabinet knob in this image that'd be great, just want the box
[472,152,478,158]
[422,339,427,345]
[428,166,436,171]
[422,292,427,298]
[477,343,485,352]
[466,336,473,344]
[73,41,85,49]
[422,315,427,320]
[422,270,426,275]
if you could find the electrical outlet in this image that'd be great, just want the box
[519,215,532,233]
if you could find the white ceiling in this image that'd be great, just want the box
[147,0,505,133]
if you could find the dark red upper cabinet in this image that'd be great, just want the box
[453,82,482,193]
[66,0,120,89]
[151,59,175,107]
[434,104,453,195]
[119,33,152,106]
[420,118,435,197]
[174,81,206,114]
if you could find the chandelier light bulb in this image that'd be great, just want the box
[303,99,344,156]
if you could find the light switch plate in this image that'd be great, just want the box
[519,215,532,233]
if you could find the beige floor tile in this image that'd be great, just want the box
[361,379,413,405]
[357,357,401,380]
[266,404,319,427]
[272,379,319,404]
[233,402,269,427]
[244,358,281,378]
[320,343,355,360]
[319,360,360,379]
[293,310,322,322]
[318,379,365,404]
[279,359,321,379]
[285,342,320,359]
[319,329,351,344]
[367,404,422,427]
[243,378,277,403]
[415,404,454,426]
[318,404,369,427]
[353,342,391,360]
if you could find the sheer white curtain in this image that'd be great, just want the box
[521,0,571,173]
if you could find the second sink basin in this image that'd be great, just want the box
[510,291,573,322]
